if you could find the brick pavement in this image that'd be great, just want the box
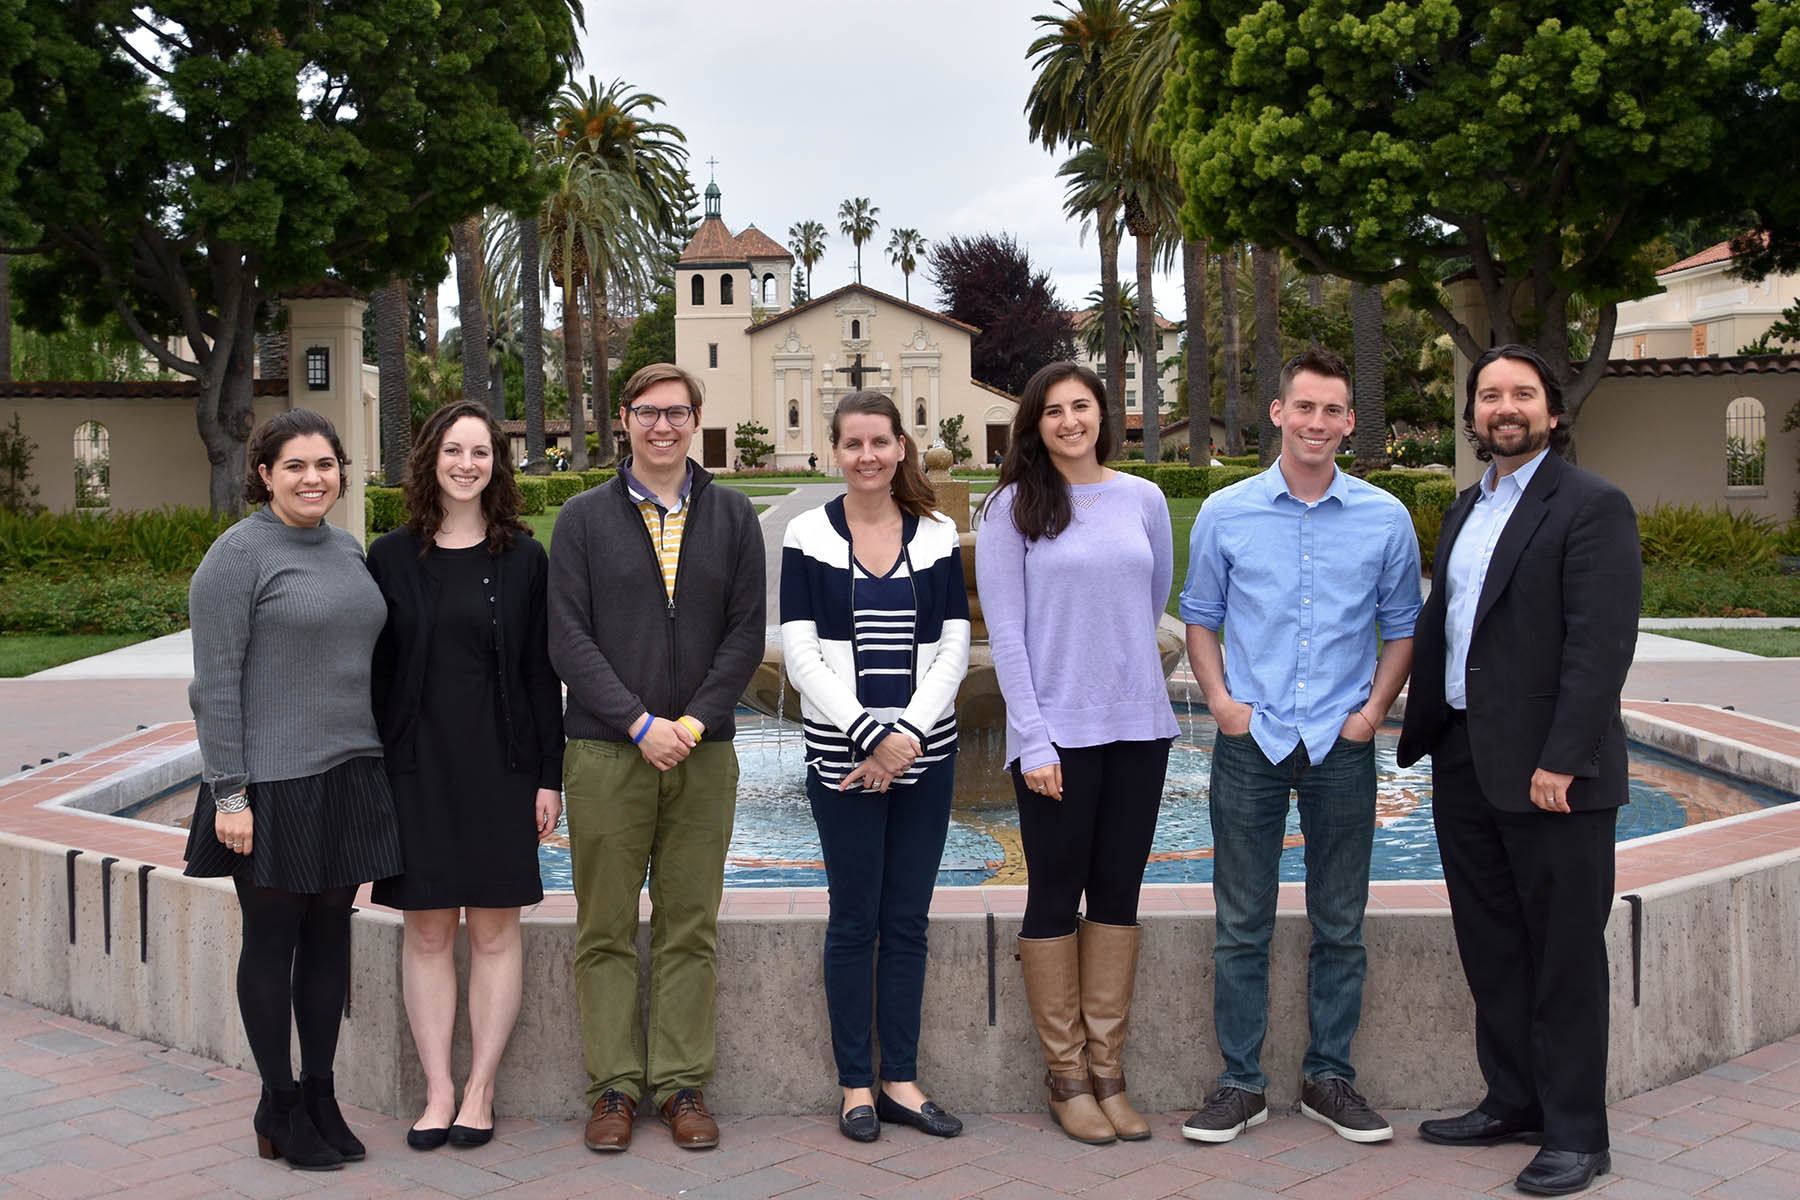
[3,996,1798,1198]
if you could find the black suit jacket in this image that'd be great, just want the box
[1396,452,1641,812]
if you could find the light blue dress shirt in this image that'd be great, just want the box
[1180,461,1423,766]
[1441,447,1551,709]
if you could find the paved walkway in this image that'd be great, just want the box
[2,994,1797,1199]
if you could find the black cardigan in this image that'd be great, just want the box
[367,526,564,789]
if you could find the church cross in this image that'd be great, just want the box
[834,353,881,390]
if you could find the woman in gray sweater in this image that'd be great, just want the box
[184,409,403,1172]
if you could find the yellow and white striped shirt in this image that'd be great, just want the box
[622,460,692,601]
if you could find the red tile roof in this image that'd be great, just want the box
[1656,233,1767,276]
[733,224,792,261]
[1600,352,1800,377]
[746,283,979,336]
[0,379,290,399]
[971,379,1016,401]
[679,216,740,263]
[281,280,369,301]
[1074,306,1176,331]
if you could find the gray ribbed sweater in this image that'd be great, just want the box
[188,506,386,796]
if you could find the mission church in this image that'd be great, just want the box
[674,180,1018,470]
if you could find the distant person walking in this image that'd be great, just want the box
[978,361,1178,1145]
[367,401,564,1151]
[781,390,970,1143]
[184,409,403,1172]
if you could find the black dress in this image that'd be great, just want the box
[372,543,545,909]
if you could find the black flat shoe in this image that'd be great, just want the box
[447,1123,493,1148]
[838,1104,879,1143]
[1418,1108,1542,1146]
[1516,1148,1611,1196]
[876,1091,963,1138]
[406,1125,450,1150]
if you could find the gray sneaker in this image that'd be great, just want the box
[1181,1086,1267,1143]
[1300,1077,1392,1143]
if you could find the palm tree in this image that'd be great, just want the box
[1057,142,1128,449]
[886,229,926,303]
[1080,282,1139,359]
[837,198,880,285]
[0,253,11,385]
[517,210,548,474]
[1182,236,1210,464]
[1118,154,1181,464]
[1252,246,1282,466]
[788,220,827,296]
[1220,246,1243,454]
[1350,281,1388,470]
[1028,0,1133,448]
[375,276,411,481]
[450,216,491,412]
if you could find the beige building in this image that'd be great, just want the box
[1615,239,1800,360]
[1071,308,1180,421]
[672,182,1017,468]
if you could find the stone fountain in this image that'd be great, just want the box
[744,445,1184,809]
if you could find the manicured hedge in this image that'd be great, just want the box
[1153,465,1210,498]
[1412,477,1457,512]
[1214,454,1260,468]
[0,569,190,636]
[1111,462,1157,480]
[1364,470,1422,508]
[579,469,616,491]
[1204,466,1259,495]
[516,476,547,515]
[545,474,584,507]
[366,487,408,536]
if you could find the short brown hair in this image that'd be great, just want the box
[620,362,704,409]
[243,409,348,505]
[1278,348,1352,400]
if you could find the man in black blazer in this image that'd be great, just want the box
[1397,344,1641,1197]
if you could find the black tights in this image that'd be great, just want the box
[233,879,356,1088]
[1015,739,1170,939]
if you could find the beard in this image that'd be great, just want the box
[1477,421,1550,459]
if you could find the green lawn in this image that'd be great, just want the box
[0,633,152,678]
[1167,497,1204,616]
[717,484,794,497]
[1655,626,1800,657]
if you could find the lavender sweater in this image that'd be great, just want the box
[976,473,1179,773]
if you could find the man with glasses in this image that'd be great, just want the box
[549,362,765,1153]
[1178,348,1421,1146]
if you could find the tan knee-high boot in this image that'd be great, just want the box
[1018,932,1117,1145]
[1078,919,1151,1140]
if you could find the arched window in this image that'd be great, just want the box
[720,274,734,305]
[916,401,927,428]
[762,273,777,305]
[73,421,110,509]
[788,401,800,429]
[691,274,704,306]
[1727,396,1766,489]
[850,319,861,340]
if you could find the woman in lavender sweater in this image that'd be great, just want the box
[976,362,1178,1146]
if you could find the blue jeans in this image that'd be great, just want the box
[1209,729,1376,1093]
[808,758,954,1088]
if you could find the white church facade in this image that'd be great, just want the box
[672,182,1018,469]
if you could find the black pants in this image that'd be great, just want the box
[234,878,357,1088]
[1431,716,1617,1153]
[1014,739,1169,939]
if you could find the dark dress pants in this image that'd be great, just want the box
[1431,713,1618,1153]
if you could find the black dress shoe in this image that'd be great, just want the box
[838,1104,879,1143]
[1516,1148,1611,1196]
[876,1091,963,1138]
[1418,1108,1542,1146]
[447,1123,494,1148]
[406,1125,450,1150]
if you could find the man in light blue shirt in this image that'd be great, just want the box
[1178,348,1421,1146]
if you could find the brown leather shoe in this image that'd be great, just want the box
[659,1088,719,1149]
[583,1090,635,1152]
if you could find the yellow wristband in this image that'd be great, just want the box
[676,716,704,743]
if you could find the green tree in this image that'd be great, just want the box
[9,1,577,513]
[0,0,42,388]
[887,228,927,303]
[1161,0,1800,456]
[788,220,827,295]
[733,420,773,469]
[0,411,40,514]
[937,413,972,465]
[837,199,880,286]
[608,291,676,398]
[791,265,809,304]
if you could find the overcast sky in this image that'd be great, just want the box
[448,0,1183,330]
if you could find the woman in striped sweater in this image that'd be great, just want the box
[780,391,971,1144]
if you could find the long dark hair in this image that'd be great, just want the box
[1463,344,1572,461]
[243,409,348,504]
[830,391,938,520]
[403,401,528,554]
[986,361,1115,541]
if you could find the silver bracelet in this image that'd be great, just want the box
[213,790,249,814]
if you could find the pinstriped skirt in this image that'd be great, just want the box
[183,756,404,892]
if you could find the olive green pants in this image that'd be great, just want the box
[564,737,737,1109]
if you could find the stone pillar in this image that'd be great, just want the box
[285,289,371,543]
[924,442,970,532]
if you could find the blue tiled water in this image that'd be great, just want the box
[536,707,1796,890]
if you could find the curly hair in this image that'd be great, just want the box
[243,409,349,505]
[402,401,529,555]
[985,361,1116,541]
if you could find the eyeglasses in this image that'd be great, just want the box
[627,404,696,428]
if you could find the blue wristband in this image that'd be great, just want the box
[632,716,654,745]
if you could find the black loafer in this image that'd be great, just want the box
[1418,1109,1541,1146]
[1515,1148,1611,1196]
[876,1092,963,1138]
[838,1104,879,1143]
[406,1125,450,1150]
[447,1123,493,1148]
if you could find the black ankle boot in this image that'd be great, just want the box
[254,1084,344,1170]
[301,1073,366,1161]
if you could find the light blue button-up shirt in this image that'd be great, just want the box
[1180,461,1423,766]
[1442,447,1550,708]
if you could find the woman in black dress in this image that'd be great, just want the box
[368,402,564,1149]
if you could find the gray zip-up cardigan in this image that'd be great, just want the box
[547,461,766,743]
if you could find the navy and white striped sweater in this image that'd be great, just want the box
[779,498,971,788]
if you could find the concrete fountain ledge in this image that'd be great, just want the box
[2,707,1798,1121]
